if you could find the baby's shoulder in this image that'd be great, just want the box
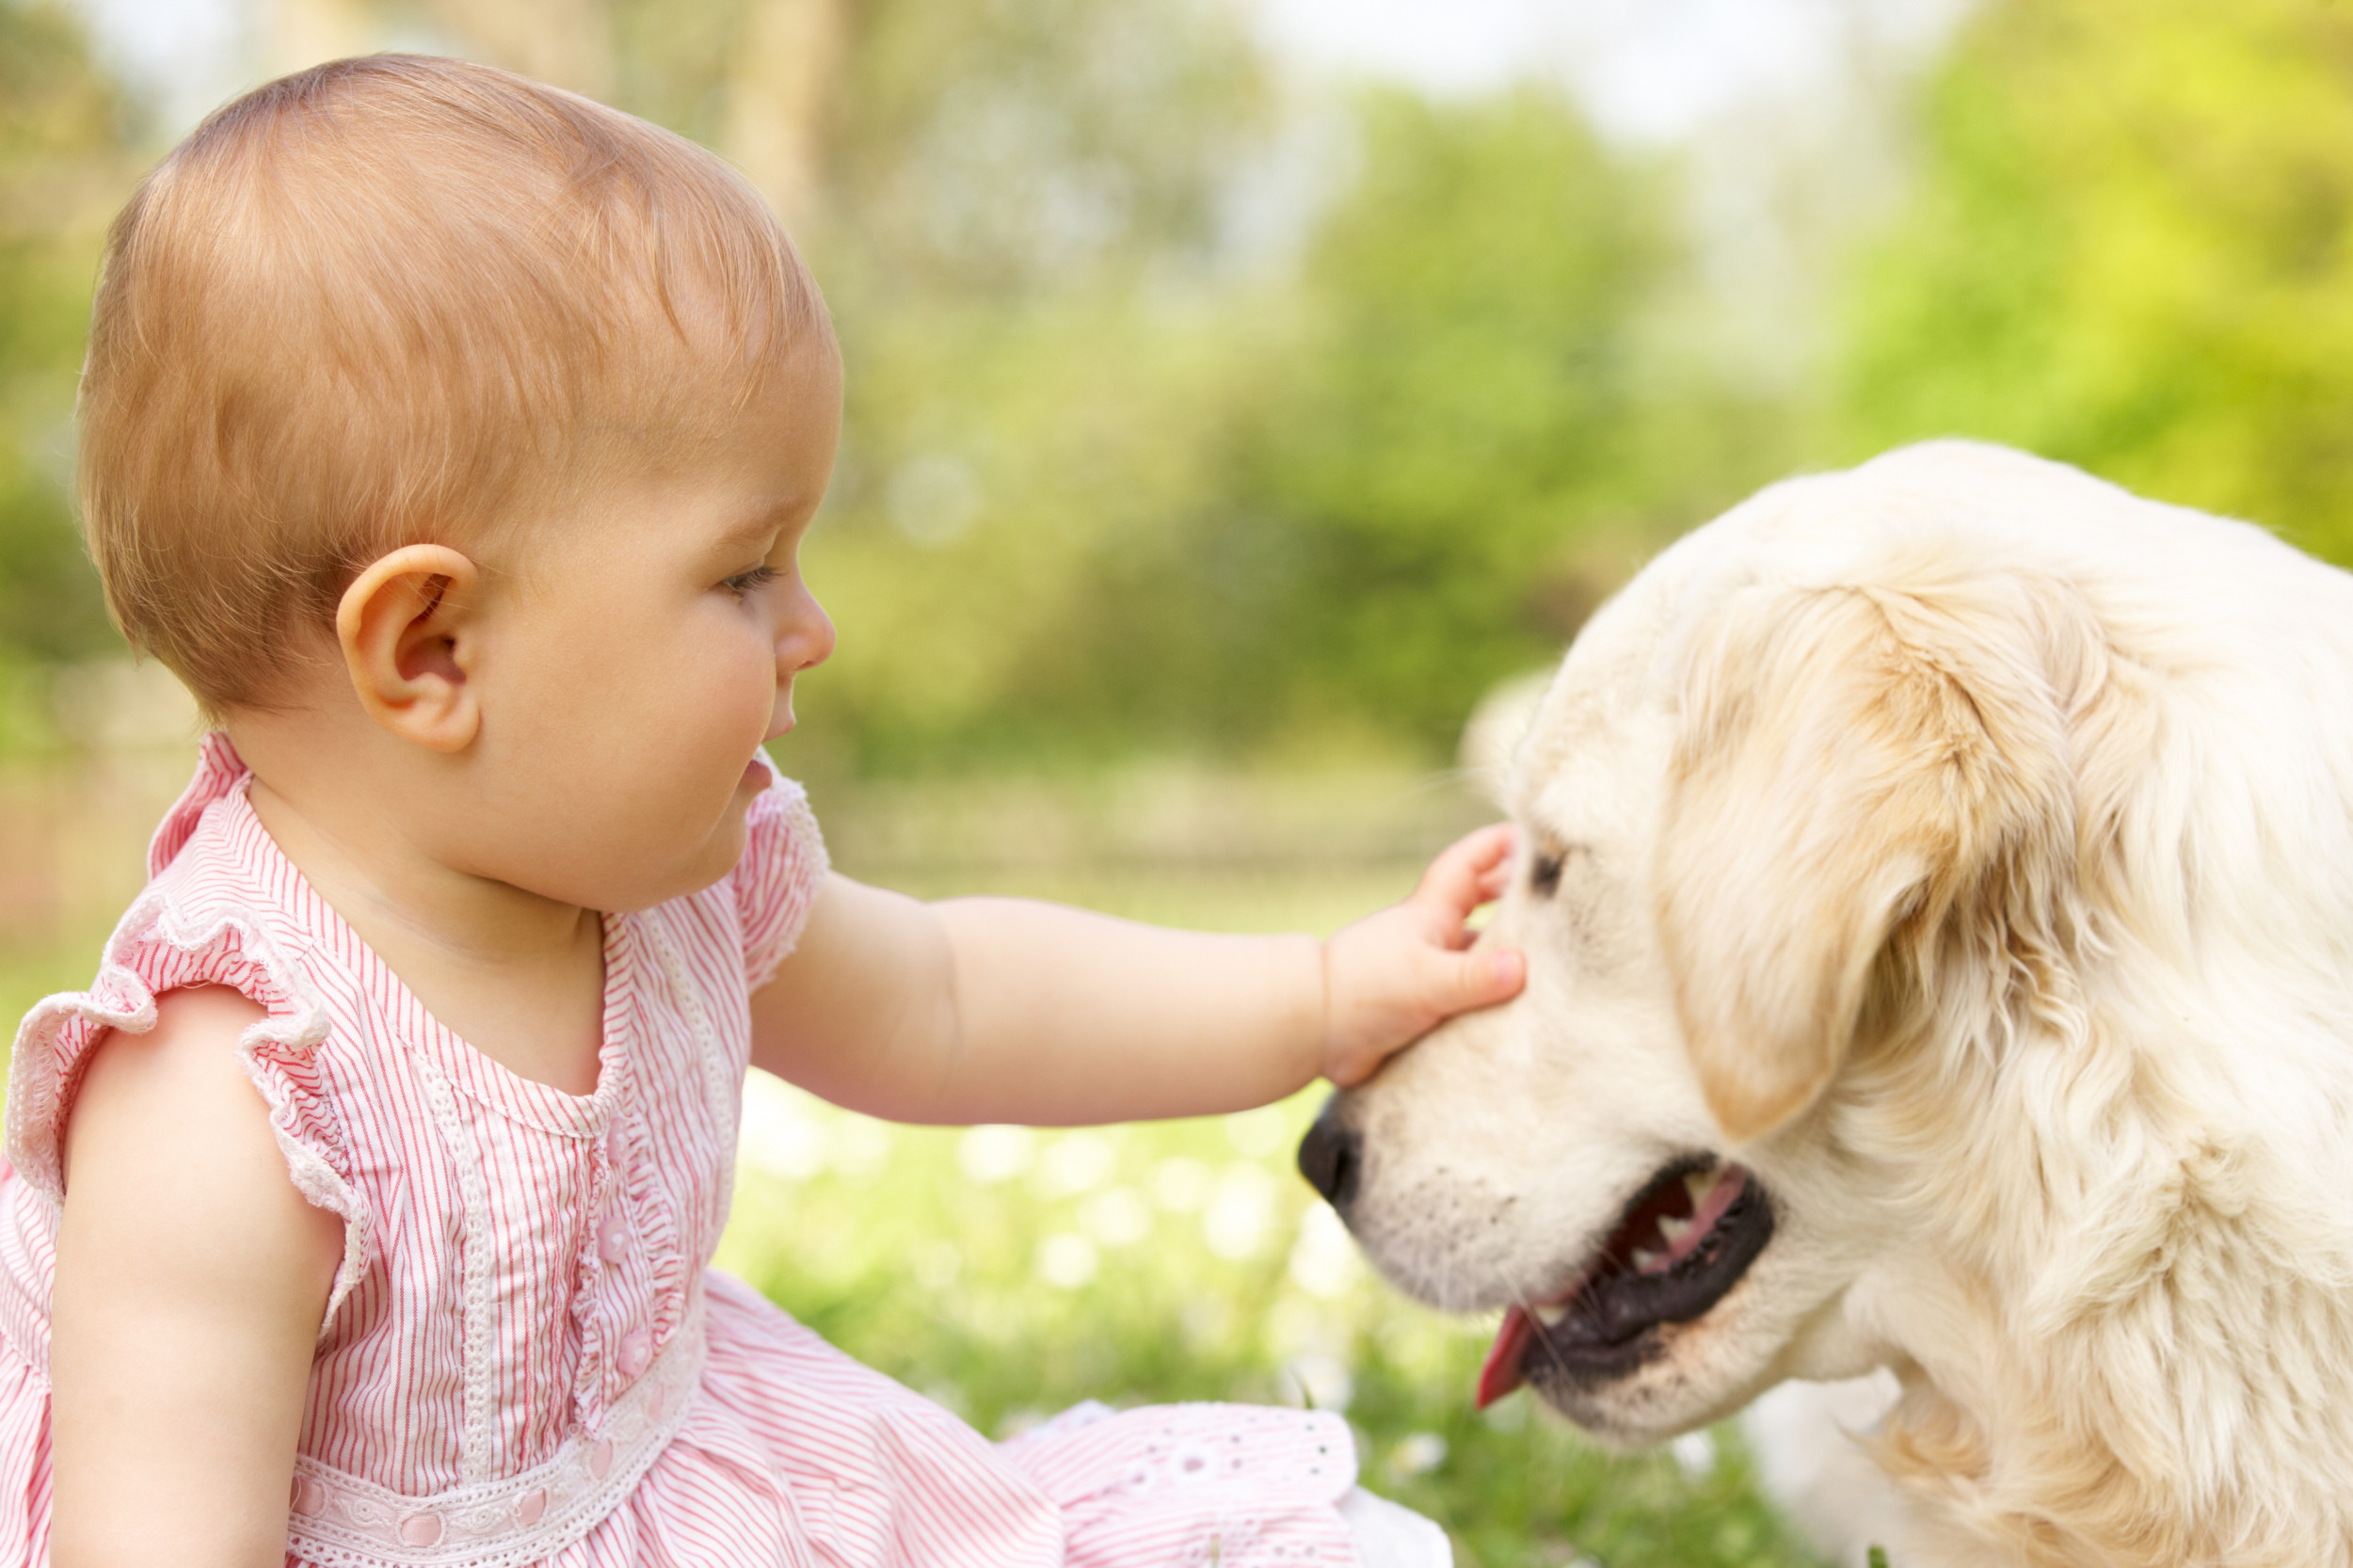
[65,983,285,1192]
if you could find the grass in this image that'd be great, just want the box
[2,748,1826,1568]
[717,1080,1822,1568]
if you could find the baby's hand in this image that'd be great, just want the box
[1321,824,1525,1086]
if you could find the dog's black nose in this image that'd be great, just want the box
[1296,1104,1361,1210]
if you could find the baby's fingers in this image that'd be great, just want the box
[1424,942,1526,1024]
[1414,824,1517,920]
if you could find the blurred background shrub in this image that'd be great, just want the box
[8,1,2353,1561]
[13,0,2353,771]
[1839,0,2353,567]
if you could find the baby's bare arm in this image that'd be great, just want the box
[50,987,341,1568]
[747,825,1523,1126]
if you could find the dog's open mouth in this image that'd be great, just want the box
[1476,1160,1774,1406]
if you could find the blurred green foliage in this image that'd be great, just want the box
[0,1,130,677]
[795,79,1733,773]
[818,0,1270,297]
[1842,0,2353,565]
[1184,88,1670,754]
[13,0,2353,769]
[769,0,1287,773]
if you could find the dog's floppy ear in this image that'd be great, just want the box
[1657,574,2077,1144]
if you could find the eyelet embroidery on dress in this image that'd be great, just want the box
[410,1053,500,1484]
[285,1297,707,1568]
[1004,1402,1363,1566]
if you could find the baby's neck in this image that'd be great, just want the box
[233,719,608,1096]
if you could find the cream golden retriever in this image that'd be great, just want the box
[1298,441,2353,1567]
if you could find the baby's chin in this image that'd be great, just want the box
[587,800,759,915]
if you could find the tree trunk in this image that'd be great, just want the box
[723,0,841,229]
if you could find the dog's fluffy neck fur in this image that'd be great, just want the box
[1803,525,2353,1567]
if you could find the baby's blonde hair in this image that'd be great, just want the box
[78,54,828,715]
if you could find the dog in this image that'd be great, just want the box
[1298,442,2353,1567]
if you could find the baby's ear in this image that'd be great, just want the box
[1654,574,2077,1144]
[336,545,483,753]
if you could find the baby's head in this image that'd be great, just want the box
[82,56,841,908]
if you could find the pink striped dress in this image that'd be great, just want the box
[0,734,1385,1568]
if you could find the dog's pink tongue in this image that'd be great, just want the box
[1476,1306,1533,1409]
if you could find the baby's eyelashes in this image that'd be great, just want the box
[721,564,783,597]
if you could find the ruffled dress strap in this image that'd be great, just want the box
[733,753,829,991]
[3,732,373,1329]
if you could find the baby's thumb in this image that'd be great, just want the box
[1433,946,1524,1017]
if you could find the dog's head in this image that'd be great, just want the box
[1311,443,2132,1443]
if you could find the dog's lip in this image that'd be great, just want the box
[1476,1160,1767,1407]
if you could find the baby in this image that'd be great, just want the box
[5,55,1526,1568]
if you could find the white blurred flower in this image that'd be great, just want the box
[888,453,983,547]
[1386,1432,1448,1479]
[1035,1233,1099,1289]
[1280,1352,1354,1413]
[1287,1201,1363,1299]
[1080,1186,1153,1248]
[831,1117,893,1179]
[1224,1107,1289,1159]
[959,1125,1035,1185]
[1033,1131,1118,1197]
[1672,1429,1718,1479]
[1481,1397,1529,1432]
[1264,1295,1328,1361]
[1151,1156,1212,1211]
[739,1072,825,1180]
[1180,1300,1231,1351]
[997,1407,1048,1440]
[912,1240,963,1291]
[1202,1164,1280,1260]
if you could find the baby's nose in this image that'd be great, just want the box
[779,592,835,672]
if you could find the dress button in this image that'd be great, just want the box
[399,1513,443,1546]
[590,1438,615,1479]
[597,1215,630,1265]
[515,1488,547,1526]
[619,1327,653,1377]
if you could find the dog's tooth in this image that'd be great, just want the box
[1533,1303,1568,1328]
[1657,1214,1691,1243]
[1630,1247,1662,1272]
[1683,1170,1716,1208]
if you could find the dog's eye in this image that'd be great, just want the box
[1530,850,1566,898]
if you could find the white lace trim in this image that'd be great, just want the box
[286,1296,706,1568]
[408,1053,498,1483]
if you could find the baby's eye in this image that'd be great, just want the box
[722,564,781,597]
